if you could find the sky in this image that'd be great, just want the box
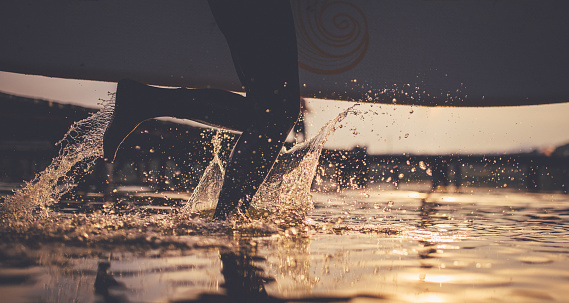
[2,71,569,155]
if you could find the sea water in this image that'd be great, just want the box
[1,101,568,303]
[1,190,568,302]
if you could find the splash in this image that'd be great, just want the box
[1,94,356,231]
[0,101,367,248]
[183,105,358,221]
[1,96,115,220]
[185,131,229,212]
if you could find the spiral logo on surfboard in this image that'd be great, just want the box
[293,0,369,75]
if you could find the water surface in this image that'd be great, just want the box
[1,189,568,303]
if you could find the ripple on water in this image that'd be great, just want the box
[517,256,554,264]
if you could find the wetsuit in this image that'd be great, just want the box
[103,0,300,220]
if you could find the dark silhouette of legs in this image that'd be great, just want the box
[208,0,300,219]
[103,80,252,162]
[103,0,300,220]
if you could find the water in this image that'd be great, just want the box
[1,190,568,302]
[1,103,569,302]
[1,97,114,219]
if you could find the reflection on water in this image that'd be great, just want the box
[94,261,128,302]
[1,190,568,302]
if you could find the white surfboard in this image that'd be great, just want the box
[1,0,568,107]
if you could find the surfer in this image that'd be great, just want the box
[103,0,300,220]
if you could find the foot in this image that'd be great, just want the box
[103,79,153,162]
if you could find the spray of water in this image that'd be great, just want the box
[185,131,229,212]
[0,97,364,248]
[1,96,115,220]
[183,105,358,222]
[1,91,357,234]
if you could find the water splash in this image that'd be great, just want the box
[183,105,358,221]
[1,96,115,220]
[0,101,374,249]
[185,131,229,212]
[1,93,357,234]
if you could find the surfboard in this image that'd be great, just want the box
[1,0,568,107]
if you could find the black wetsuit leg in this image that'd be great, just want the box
[103,0,300,220]
[208,0,300,219]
